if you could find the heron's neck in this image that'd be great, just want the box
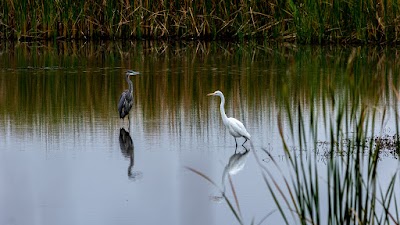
[126,75,133,93]
[219,95,228,123]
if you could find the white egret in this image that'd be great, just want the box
[207,90,251,147]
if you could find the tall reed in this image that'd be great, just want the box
[260,47,400,224]
[1,0,400,43]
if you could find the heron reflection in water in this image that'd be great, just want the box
[118,70,140,127]
[119,128,143,181]
[221,147,250,192]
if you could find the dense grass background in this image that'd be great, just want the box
[1,0,400,43]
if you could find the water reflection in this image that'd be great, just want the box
[221,147,250,191]
[1,42,400,225]
[118,128,143,181]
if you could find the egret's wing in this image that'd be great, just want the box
[228,117,251,139]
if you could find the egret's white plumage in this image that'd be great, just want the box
[207,90,251,147]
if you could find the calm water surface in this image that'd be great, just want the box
[0,41,399,225]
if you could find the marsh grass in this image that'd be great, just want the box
[258,49,400,224]
[1,0,400,43]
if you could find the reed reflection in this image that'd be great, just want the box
[1,42,399,135]
[119,128,143,181]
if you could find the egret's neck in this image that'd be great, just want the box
[126,75,133,93]
[219,95,228,123]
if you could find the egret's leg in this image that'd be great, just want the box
[234,138,238,148]
[242,138,248,146]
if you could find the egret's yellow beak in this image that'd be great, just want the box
[207,93,214,96]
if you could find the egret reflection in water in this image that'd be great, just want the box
[119,128,143,181]
[221,147,250,192]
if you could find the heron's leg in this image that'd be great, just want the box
[234,138,238,148]
[128,155,133,178]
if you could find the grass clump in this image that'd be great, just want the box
[260,47,400,224]
[1,0,400,43]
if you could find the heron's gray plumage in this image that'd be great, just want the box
[118,90,133,119]
[118,70,139,120]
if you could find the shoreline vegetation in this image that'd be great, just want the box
[1,0,400,44]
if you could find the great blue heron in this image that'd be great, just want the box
[118,70,140,122]
[119,128,142,181]
[207,90,251,147]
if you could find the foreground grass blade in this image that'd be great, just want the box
[185,166,244,225]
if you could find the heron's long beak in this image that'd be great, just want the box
[130,71,140,76]
[207,93,214,96]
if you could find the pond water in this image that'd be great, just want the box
[0,41,399,225]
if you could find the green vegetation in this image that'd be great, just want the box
[263,47,400,224]
[1,0,400,43]
[261,62,400,225]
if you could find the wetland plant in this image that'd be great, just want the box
[259,53,400,224]
[1,0,400,42]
